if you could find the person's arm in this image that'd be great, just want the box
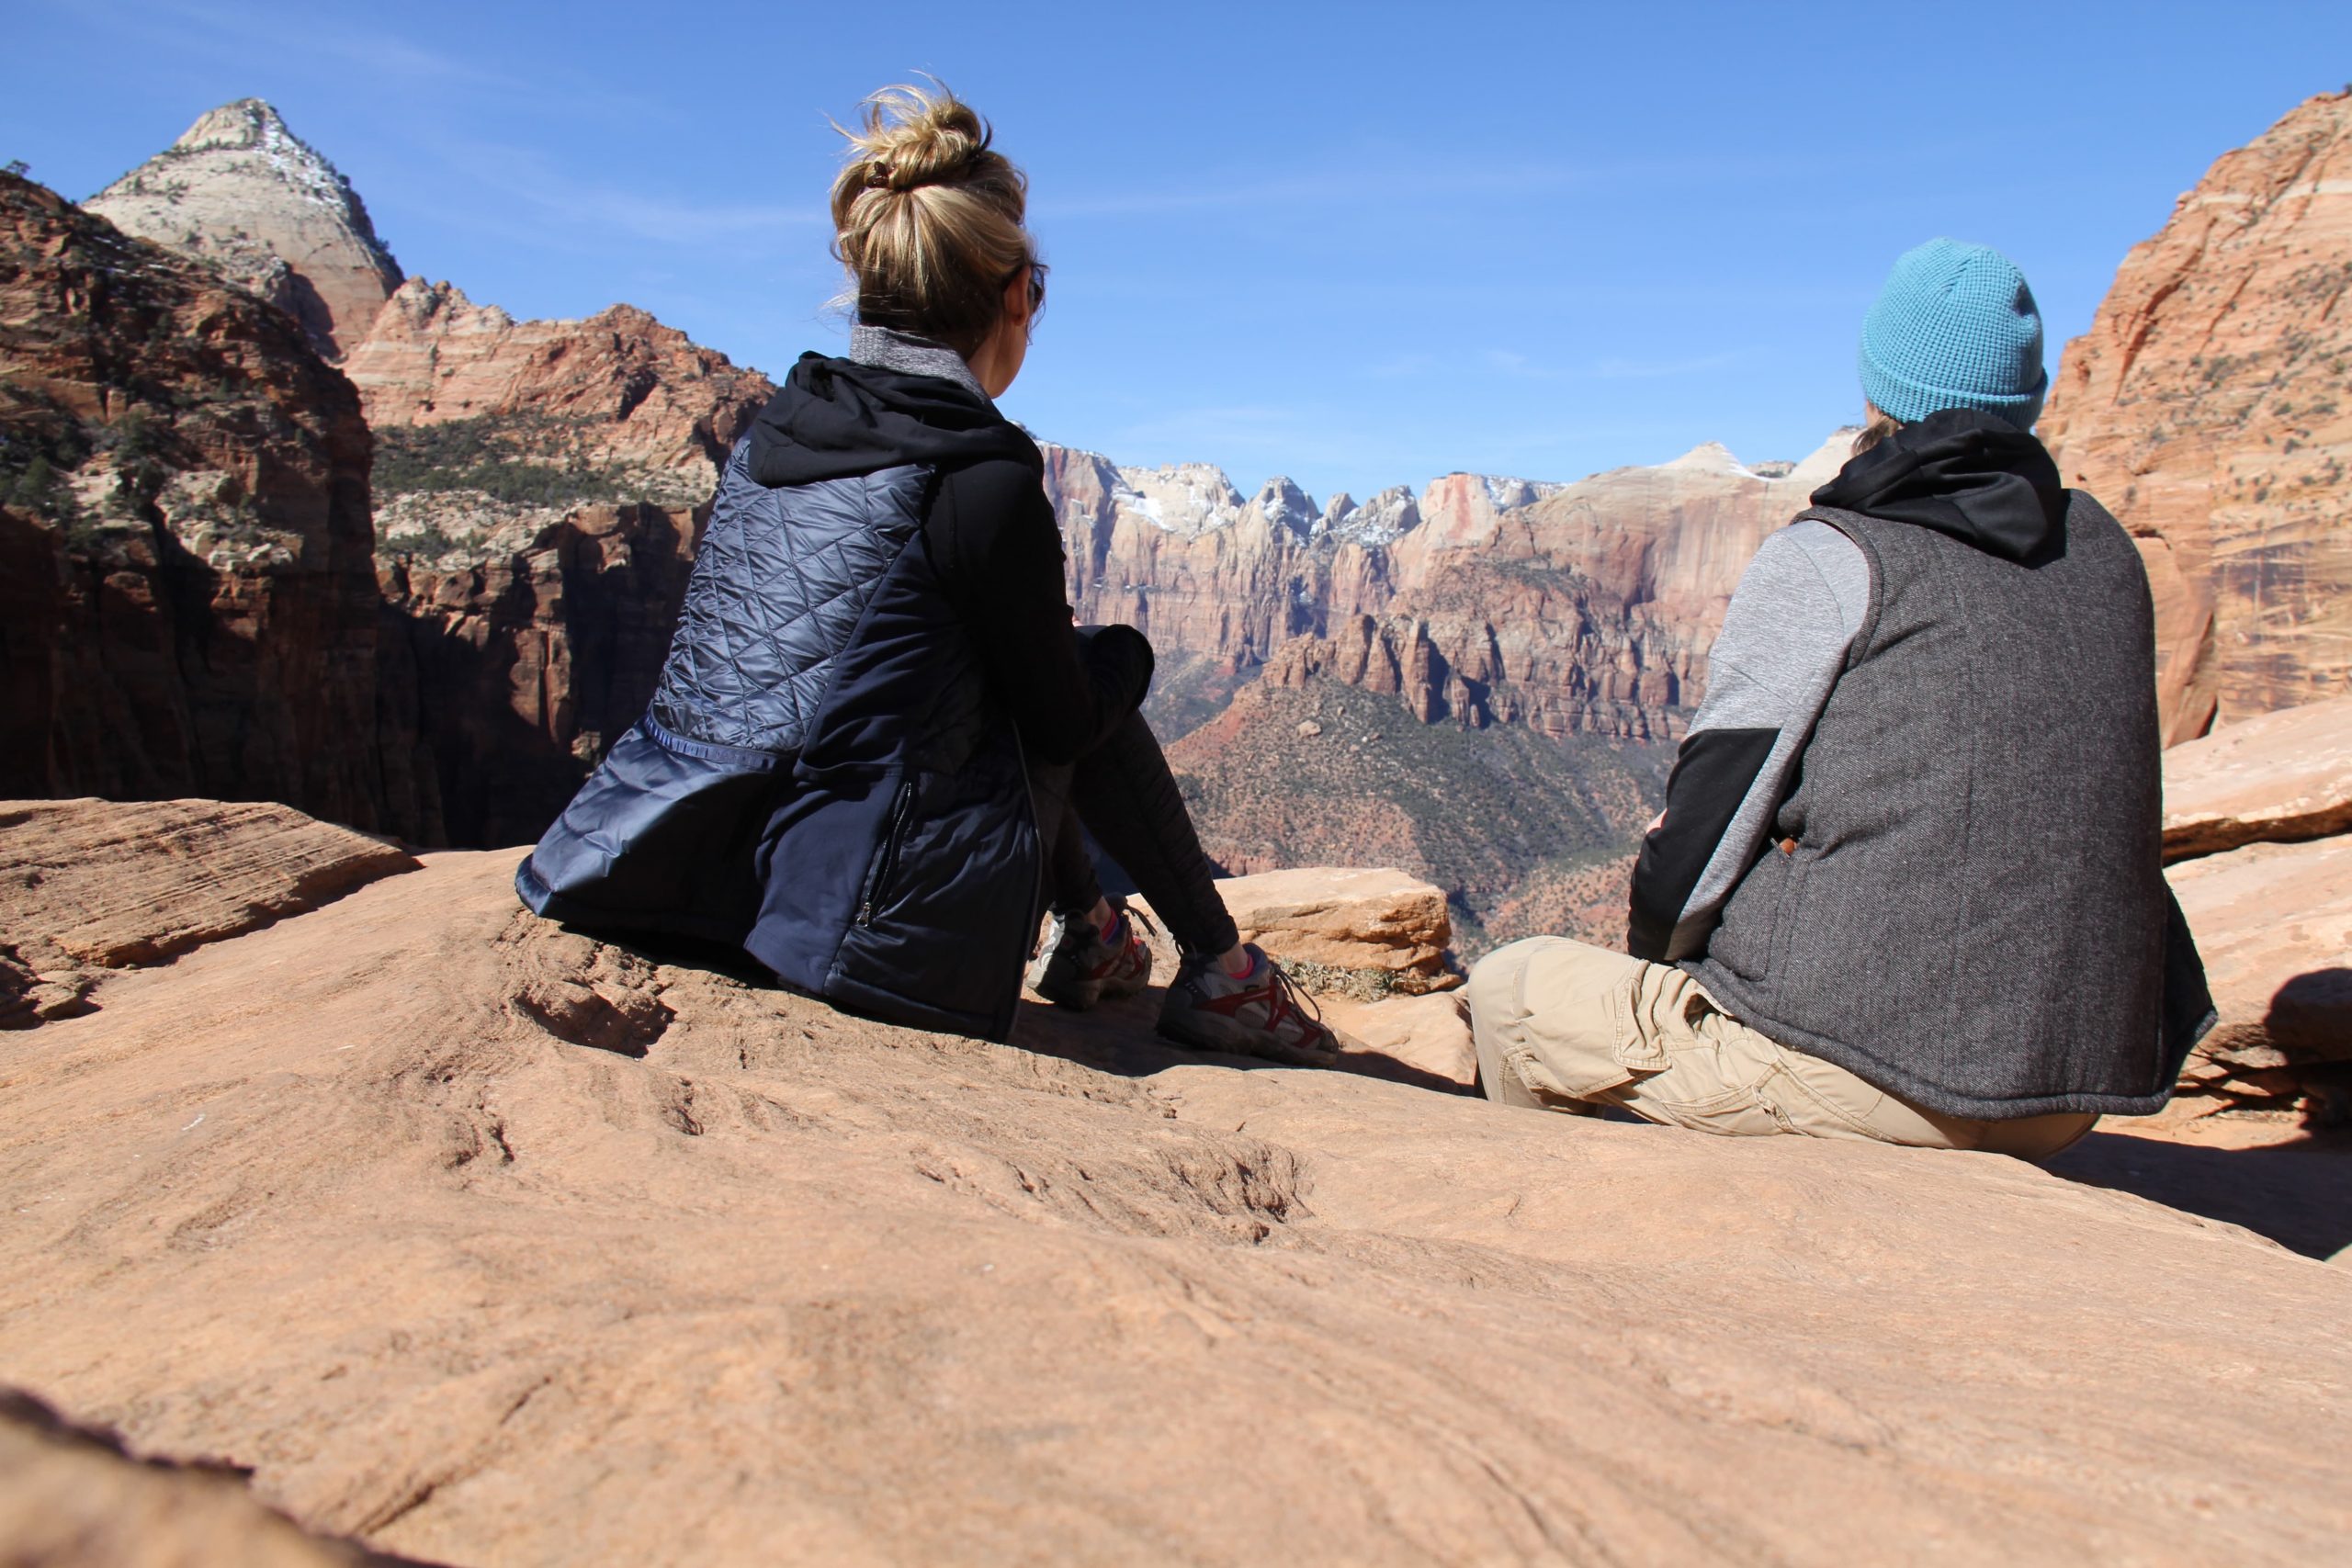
[927,458,1154,765]
[1627,521,1871,961]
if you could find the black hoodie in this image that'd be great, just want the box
[1809,406,2066,563]
[747,353,1042,486]
[742,353,1152,767]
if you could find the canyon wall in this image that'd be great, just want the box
[0,172,406,832]
[2041,88,2352,743]
[1043,434,1849,743]
[351,278,773,846]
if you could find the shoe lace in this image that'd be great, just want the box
[1110,897,1159,947]
[1256,954,1324,1039]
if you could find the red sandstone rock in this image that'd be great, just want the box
[2,800,2348,1562]
[0,172,405,837]
[2163,694,2352,861]
[346,279,772,479]
[2041,90,2352,742]
[1324,989,1476,1086]
[1212,865,1457,990]
[2167,833,2352,1111]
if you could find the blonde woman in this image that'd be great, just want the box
[518,84,1332,1060]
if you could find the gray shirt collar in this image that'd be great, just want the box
[850,323,990,404]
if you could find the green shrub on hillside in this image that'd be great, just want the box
[373,414,632,509]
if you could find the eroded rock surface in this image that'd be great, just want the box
[0,797,416,1029]
[2163,694,2352,861]
[2168,833,2352,1122]
[1210,866,1457,992]
[1,802,2347,1564]
[2041,89,2352,741]
[0,172,410,836]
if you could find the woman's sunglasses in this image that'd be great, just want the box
[1002,258,1048,316]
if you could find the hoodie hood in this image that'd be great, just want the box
[746,353,1040,489]
[1809,407,2065,562]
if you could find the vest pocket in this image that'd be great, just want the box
[854,777,919,928]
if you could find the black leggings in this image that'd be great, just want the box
[1031,705,1239,958]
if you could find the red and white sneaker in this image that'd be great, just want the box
[1026,901,1154,1010]
[1156,943,1338,1064]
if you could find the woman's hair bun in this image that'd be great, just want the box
[829,80,1035,356]
[840,82,993,193]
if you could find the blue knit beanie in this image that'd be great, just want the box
[1859,239,2047,430]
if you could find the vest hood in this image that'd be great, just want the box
[747,353,1041,488]
[1810,407,2065,562]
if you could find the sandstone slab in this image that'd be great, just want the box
[1323,988,1476,1087]
[0,1389,429,1568]
[2,807,2349,1563]
[1212,865,1456,991]
[0,797,415,1027]
[2163,694,2352,861]
[2042,89,2352,739]
[2167,833,2352,1118]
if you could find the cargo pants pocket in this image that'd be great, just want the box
[1498,940,1686,1102]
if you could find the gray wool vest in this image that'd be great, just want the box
[1686,492,2191,1119]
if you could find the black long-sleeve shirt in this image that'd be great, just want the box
[923,457,1154,766]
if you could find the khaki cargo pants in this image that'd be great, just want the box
[1467,938,2096,1159]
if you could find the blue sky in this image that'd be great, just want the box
[8,1,2349,502]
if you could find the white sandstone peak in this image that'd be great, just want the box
[1250,476,1319,537]
[1334,484,1421,547]
[1661,441,1750,476]
[88,97,401,359]
[1111,461,1249,536]
[1786,428,1860,490]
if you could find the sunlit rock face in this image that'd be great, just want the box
[85,98,403,362]
[1043,433,1852,743]
[2041,88,2352,743]
[0,172,401,833]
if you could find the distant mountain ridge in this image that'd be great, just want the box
[1041,432,1851,740]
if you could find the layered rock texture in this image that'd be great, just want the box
[0,173,404,834]
[2162,695,2352,1123]
[1,798,2347,1565]
[0,797,415,1029]
[2041,89,2352,742]
[86,99,402,361]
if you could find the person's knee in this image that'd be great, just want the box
[1467,938,1552,1031]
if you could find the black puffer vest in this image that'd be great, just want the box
[517,356,1047,1041]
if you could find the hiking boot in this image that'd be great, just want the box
[1026,901,1154,1010]
[1157,944,1339,1064]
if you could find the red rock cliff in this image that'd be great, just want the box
[0,173,407,833]
[2041,89,2352,743]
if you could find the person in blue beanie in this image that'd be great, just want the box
[1469,239,2214,1156]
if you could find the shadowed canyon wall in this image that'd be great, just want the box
[0,173,404,831]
